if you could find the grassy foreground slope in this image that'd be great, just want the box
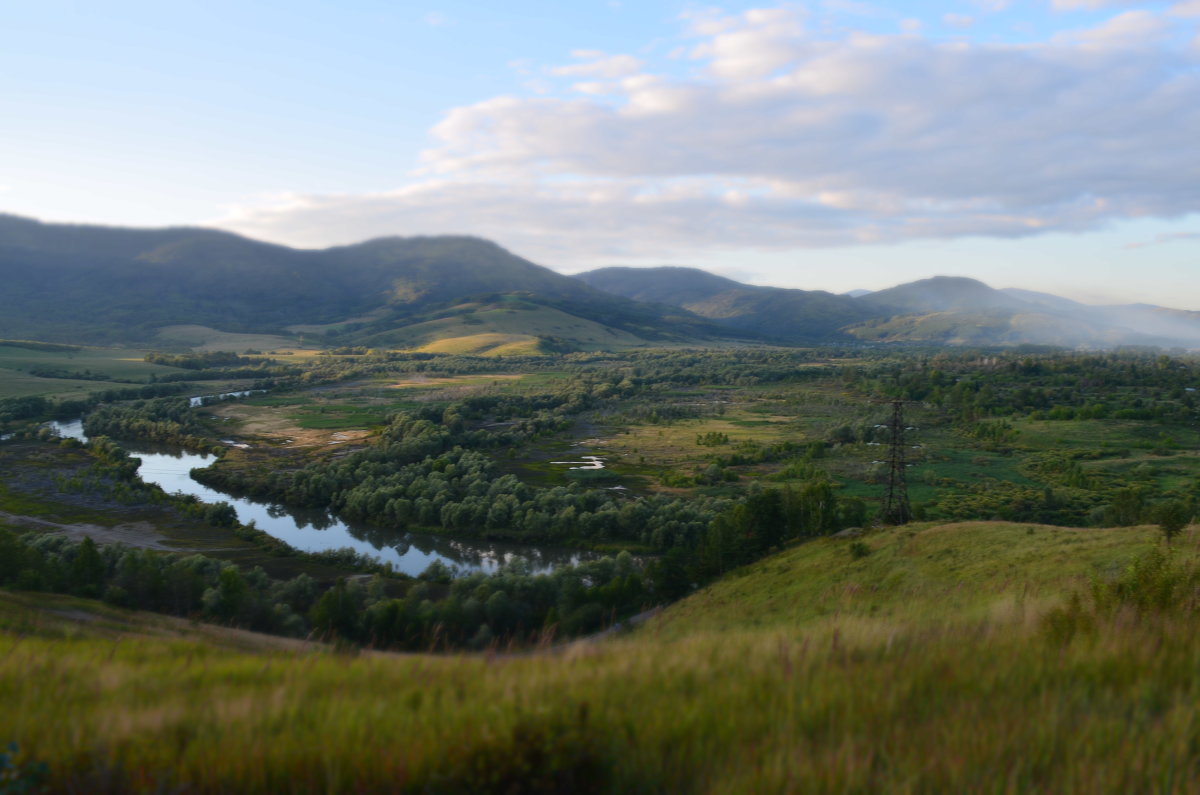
[3,522,1199,793]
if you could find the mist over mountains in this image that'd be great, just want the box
[577,268,1200,349]
[2,213,1198,351]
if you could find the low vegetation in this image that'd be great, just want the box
[3,522,1199,792]
[6,338,1200,789]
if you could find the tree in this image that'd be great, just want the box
[204,566,250,624]
[69,537,105,598]
[1155,500,1191,546]
[310,579,362,642]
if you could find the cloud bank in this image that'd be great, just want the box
[221,4,1200,266]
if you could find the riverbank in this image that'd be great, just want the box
[0,438,395,583]
[42,416,602,576]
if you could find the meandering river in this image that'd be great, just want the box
[47,414,598,576]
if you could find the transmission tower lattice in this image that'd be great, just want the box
[881,400,913,525]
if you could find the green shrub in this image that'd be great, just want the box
[849,540,871,560]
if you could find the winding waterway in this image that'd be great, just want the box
[47,414,598,576]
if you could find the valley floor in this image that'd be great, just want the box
[4,521,1198,793]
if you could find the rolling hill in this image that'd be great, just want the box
[575,266,872,342]
[6,211,1200,351]
[3,521,1195,791]
[0,215,726,350]
[847,276,1200,347]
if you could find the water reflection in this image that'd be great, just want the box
[44,418,597,576]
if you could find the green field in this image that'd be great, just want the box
[0,343,186,399]
[2,521,1197,792]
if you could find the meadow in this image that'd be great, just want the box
[0,342,187,399]
[2,522,1197,792]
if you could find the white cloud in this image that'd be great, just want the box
[1169,0,1200,16]
[1051,0,1145,10]
[551,52,644,79]
[1057,10,1170,48]
[687,6,809,79]
[219,4,1200,266]
[1124,231,1200,248]
[943,13,976,28]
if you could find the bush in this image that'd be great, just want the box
[1042,548,1200,644]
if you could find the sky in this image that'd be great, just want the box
[2,0,1199,306]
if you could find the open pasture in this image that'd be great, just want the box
[0,343,186,399]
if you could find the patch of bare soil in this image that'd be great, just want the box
[211,405,370,448]
[385,374,523,401]
[0,511,178,550]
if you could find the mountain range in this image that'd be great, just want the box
[577,267,1200,349]
[0,214,726,352]
[2,213,1198,352]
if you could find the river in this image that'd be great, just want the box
[46,415,598,576]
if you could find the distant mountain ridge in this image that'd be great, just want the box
[4,212,1200,351]
[0,214,727,349]
[575,266,871,342]
[576,269,1200,349]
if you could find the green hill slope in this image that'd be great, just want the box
[0,214,722,348]
[576,266,871,342]
[3,521,1197,792]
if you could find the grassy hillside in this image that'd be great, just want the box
[0,214,715,348]
[356,298,651,354]
[3,521,1198,792]
[576,266,869,342]
[844,309,1126,346]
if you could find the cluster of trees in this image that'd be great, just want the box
[83,396,220,451]
[313,553,650,649]
[851,351,1200,424]
[0,531,319,635]
[924,459,1197,529]
[688,483,866,581]
[0,525,663,648]
[145,351,258,369]
[0,382,197,427]
[200,410,724,550]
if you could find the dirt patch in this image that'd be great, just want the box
[0,511,178,550]
[385,373,523,394]
[211,404,370,448]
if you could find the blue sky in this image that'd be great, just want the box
[2,0,1198,305]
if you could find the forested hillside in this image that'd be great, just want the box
[0,215,720,347]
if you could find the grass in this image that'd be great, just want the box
[3,521,1199,792]
[654,521,1165,636]
[1012,418,1200,452]
[155,325,305,353]
[0,343,187,399]
[417,332,545,356]
[363,302,650,353]
[292,405,388,430]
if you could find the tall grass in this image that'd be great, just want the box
[4,522,1200,792]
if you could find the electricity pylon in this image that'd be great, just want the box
[881,400,913,525]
